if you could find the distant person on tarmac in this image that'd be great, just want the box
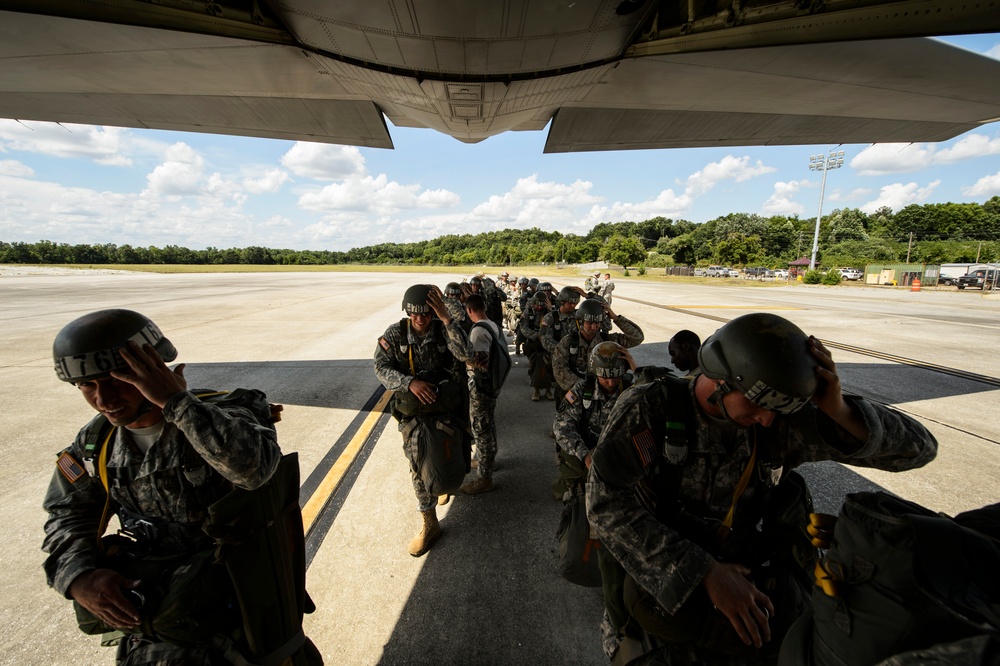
[601,273,615,304]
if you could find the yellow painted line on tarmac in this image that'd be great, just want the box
[301,390,392,534]
[659,305,802,310]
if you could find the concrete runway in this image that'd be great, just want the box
[3,269,999,665]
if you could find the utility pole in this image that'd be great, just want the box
[808,150,845,271]
[906,232,914,263]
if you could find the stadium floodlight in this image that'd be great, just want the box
[807,150,846,271]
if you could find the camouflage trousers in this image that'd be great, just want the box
[525,341,553,389]
[467,377,497,479]
[400,418,437,512]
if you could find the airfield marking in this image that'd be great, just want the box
[301,389,391,535]
[617,295,1000,388]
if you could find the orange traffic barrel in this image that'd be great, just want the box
[911,277,921,292]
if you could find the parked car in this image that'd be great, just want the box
[693,268,707,277]
[773,269,789,279]
[837,267,862,281]
[957,269,1000,290]
[726,268,740,278]
[745,266,775,279]
[938,275,958,287]
[705,265,726,277]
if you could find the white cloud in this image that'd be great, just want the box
[935,134,1000,163]
[468,175,602,231]
[762,180,806,216]
[579,189,693,230]
[280,143,366,180]
[860,180,941,214]
[0,160,34,177]
[851,144,932,176]
[0,120,135,166]
[297,173,460,214]
[145,143,206,197]
[685,155,776,197]
[243,168,290,194]
[853,133,1000,176]
[962,171,1000,197]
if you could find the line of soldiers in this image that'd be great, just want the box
[550,313,943,665]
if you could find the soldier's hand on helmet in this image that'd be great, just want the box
[703,560,774,648]
[408,378,438,405]
[809,336,870,442]
[111,340,187,408]
[426,286,451,325]
[68,568,142,629]
[572,286,588,297]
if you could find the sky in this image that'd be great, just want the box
[1,35,1000,253]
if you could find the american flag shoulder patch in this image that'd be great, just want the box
[631,429,657,467]
[565,391,576,404]
[56,451,86,483]
[378,337,390,350]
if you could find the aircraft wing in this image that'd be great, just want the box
[1,1,1000,151]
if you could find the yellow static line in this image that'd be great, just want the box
[301,390,392,533]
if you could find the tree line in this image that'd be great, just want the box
[3,198,999,269]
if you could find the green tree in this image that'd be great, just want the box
[603,234,647,268]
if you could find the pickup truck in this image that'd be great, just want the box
[837,267,862,281]
[705,266,727,277]
[957,269,999,290]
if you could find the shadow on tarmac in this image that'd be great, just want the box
[377,363,607,665]
[181,360,383,410]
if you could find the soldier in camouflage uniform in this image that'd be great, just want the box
[42,309,321,665]
[481,276,507,330]
[552,342,638,661]
[517,291,555,401]
[460,294,501,495]
[552,299,644,395]
[553,342,635,497]
[587,313,938,665]
[374,284,472,557]
[443,281,472,333]
[540,286,586,359]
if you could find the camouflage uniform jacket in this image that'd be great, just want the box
[516,308,545,344]
[551,316,644,392]
[540,309,575,355]
[586,379,937,617]
[42,389,281,597]
[443,298,471,333]
[553,378,624,461]
[373,317,472,394]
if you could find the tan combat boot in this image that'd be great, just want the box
[531,388,540,401]
[408,508,442,557]
[460,476,496,495]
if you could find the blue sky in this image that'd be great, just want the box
[1,34,999,253]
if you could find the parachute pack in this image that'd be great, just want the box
[402,414,470,497]
[779,491,1000,665]
[472,320,511,398]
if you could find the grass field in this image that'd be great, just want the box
[7,263,792,286]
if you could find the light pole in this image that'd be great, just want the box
[808,150,845,271]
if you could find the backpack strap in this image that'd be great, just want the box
[83,389,282,546]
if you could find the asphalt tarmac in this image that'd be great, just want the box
[3,269,998,665]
